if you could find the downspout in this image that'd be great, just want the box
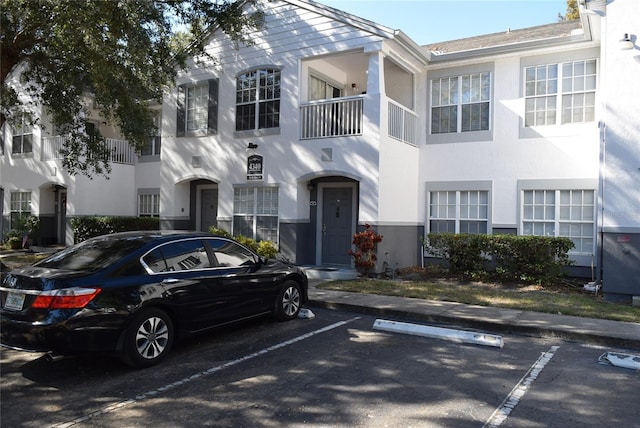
[598,120,606,285]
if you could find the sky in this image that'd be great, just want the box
[320,0,569,45]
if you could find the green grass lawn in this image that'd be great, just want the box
[317,278,640,324]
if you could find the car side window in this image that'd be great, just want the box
[144,239,212,273]
[207,239,256,267]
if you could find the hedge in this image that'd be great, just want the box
[72,216,160,242]
[425,233,574,284]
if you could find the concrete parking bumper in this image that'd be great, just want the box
[307,280,640,351]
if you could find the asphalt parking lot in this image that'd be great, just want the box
[1,308,639,427]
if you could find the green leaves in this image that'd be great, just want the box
[2,0,259,177]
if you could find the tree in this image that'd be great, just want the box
[559,0,580,21]
[1,0,261,176]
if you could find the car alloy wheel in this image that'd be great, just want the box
[275,280,302,321]
[122,308,174,368]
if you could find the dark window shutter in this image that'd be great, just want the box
[208,79,219,135]
[176,85,186,137]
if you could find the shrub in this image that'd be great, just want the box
[209,227,278,258]
[425,233,488,278]
[426,233,574,285]
[72,216,160,242]
[349,224,383,277]
[208,226,232,238]
[487,235,574,284]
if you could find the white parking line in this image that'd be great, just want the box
[483,345,559,428]
[49,317,360,428]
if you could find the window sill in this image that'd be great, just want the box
[234,127,280,139]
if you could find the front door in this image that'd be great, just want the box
[321,187,354,265]
[199,188,218,232]
[57,190,67,245]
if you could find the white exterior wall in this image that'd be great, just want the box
[423,45,600,232]
[600,0,640,230]
[161,0,394,227]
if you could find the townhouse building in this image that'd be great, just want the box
[1,0,638,301]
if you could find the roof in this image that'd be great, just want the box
[424,20,583,56]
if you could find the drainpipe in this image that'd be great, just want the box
[598,120,606,285]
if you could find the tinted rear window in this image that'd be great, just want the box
[35,236,149,272]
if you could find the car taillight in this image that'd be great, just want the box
[31,287,101,309]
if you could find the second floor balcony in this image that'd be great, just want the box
[299,96,418,146]
[41,136,157,165]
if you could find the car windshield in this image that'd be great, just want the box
[35,236,149,272]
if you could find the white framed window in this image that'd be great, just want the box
[429,190,489,234]
[138,193,160,217]
[233,187,279,243]
[12,114,33,154]
[524,59,596,127]
[431,72,491,134]
[186,84,208,132]
[522,189,595,254]
[236,68,281,131]
[176,79,218,137]
[10,191,32,228]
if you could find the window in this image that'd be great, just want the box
[431,72,490,134]
[141,112,161,156]
[522,189,595,254]
[139,193,159,217]
[10,191,31,228]
[176,79,218,137]
[208,239,257,267]
[236,68,281,131]
[524,59,596,126]
[310,75,342,101]
[233,187,279,243]
[429,190,488,234]
[143,240,211,273]
[12,114,33,154]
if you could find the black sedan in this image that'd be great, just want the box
[0,231,308,368]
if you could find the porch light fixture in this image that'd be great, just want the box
[247,142,258,150]
[620,33,634,50]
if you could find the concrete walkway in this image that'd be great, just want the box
[307,280,640,351]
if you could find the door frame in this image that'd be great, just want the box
[316,182,357,266]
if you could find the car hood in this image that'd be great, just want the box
[2,267,92,291]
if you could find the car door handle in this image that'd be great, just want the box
[162,278,181,284]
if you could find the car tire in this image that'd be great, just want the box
[274,280,302,321]
[122,308,174,368]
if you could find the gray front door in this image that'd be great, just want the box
[321,187,353,265]
[200,188,218,232]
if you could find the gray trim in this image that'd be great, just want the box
[425,180,493,192]
[427,63,495,144]
[519,50,599,138]
[424,181,493,235]
[234,127,281,139]
[138,155,161,163]
[602,227,640,233]
[517,178,598,190]
[519,47,600,69]
[138,188,160,195]
[233,182,279,189]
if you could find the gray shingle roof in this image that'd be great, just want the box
[425,20,582,54]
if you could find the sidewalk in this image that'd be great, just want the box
[307,280,640,351]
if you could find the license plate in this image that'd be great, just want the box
[4,292,26,311]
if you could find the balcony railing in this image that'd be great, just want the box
[388,100,418,146]
[300,96,363,139]
[42,136,137,165]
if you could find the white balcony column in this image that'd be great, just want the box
[364,50,386,138]
[365,50,385,96]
